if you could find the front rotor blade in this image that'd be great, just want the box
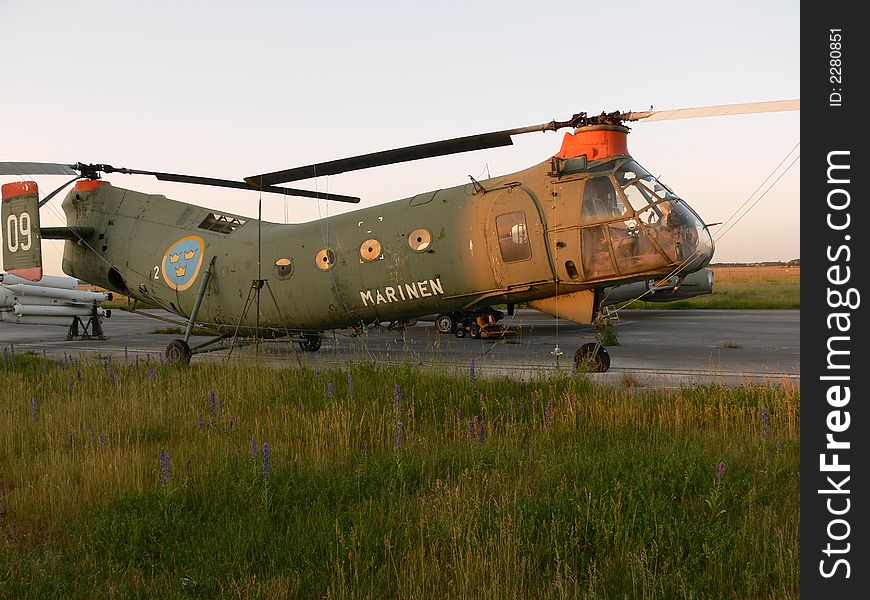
[0,162,78,176]
[624,99,800,122]
[246,131,516,187]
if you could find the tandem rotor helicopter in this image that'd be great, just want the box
[1,99,798,371]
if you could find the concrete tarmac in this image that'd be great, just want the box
[0,309,799,387]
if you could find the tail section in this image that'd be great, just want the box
[1,181,42,281]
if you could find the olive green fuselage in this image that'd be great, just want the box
[61,155,709,332]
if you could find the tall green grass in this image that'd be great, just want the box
[0,350,799,598]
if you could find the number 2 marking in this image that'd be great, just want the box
[153,265,160,280]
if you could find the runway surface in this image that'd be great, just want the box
[1,309,799,387]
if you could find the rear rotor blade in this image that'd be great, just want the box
[146,171,360,203]
[624,99,800,123]
[77,164,361,203]
[0,162,78,176]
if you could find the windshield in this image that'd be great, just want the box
[578,159,714,278]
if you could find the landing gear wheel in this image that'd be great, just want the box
[298,335,322,352]
[454,326,466,338]
[165,338,192,365]
[436,314,456,334]
[468,324,481,339]
[574,343,610,373]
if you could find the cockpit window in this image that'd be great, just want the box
[581,176,627,222]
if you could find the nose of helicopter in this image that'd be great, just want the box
[669,200,715,274]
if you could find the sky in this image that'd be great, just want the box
[1,0,800,276]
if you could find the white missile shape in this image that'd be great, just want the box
[0,313,87,326]
[1,283,112,304]
[0,273,79,289]
[11,303,110,318]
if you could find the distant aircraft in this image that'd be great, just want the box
[0,272,111,339]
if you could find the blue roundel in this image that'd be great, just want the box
[161,236,204,291]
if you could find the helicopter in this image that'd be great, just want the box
[1,99,798,371]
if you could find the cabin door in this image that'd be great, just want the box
[485,187,555,290]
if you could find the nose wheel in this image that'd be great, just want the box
[573,343,610,373]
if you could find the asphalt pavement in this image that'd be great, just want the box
[0,308,800,387]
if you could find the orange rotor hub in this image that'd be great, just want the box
[555,124,630,162]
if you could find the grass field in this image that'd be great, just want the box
[625,265,800,310]
[0,351,799,598]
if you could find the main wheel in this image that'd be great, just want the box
[468,324,481,339]
[436,314,455,334]
[573,343,610,373]
[298,335,322,352]
[165,338,192,364]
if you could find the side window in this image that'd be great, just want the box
[581,176,626,222]
[496,211,531,262]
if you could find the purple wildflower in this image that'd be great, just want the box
[545,398,554,430]
[229,415,236,432]
[394,383,402,413]
[76,367,82,382]
[456,409,462,424]
[10,345,15,367]
[159,450,171,487]
[327,381,335,400]
[478,418,485,444]
[263,442,271,479]
[30,397,38,421]
[761,406,770,443]
[98,433,105,448]
[470,358,476,386]
[198,413,204,430]
[208,391,217,425]
[519,403,525,416]
[395,421,404,448]
[531,390,537,405]
[716,461,726,487]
